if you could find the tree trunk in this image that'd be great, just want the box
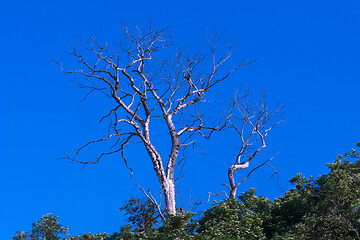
[228,162,249,198]
[163,178,176,215]
[143,137,177,216]
[164,114,180,215]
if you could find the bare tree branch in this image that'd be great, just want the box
[225,88,284,198]
[136,183,166,221]
[55,21,250,216]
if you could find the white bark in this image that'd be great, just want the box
[164,178,176,215]
[56,22,248,216]
[228,162,249,198]
[225,90,283,198]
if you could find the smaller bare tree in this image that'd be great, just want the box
[224,89,283,198]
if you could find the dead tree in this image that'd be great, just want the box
[55,22,251,216]
[224,89,283,198]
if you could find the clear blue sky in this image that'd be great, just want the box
[1,0,360,238]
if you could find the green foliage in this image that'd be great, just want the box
[265,174,317,237]
[290,156,360,239]
[114,199,196,239]
[14,143,360,240]
[196,189,269,239]
[268,143,360,239]
[119,197,159,234]
[69,233,109,240]
[109,225,136,240]
[132,212,196,240]
[154,211,196,239]
[13,213,70,240]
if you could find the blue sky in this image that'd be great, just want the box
[1,0,360,238]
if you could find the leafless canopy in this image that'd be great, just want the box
[54,21,251,215]
[223,88,284,198]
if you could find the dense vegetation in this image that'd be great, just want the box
[14,144,360,239]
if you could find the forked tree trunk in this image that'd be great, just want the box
[56,22,247,218]
[143,143,177,216]
[228,162,249,198]
[142,114,179,216]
